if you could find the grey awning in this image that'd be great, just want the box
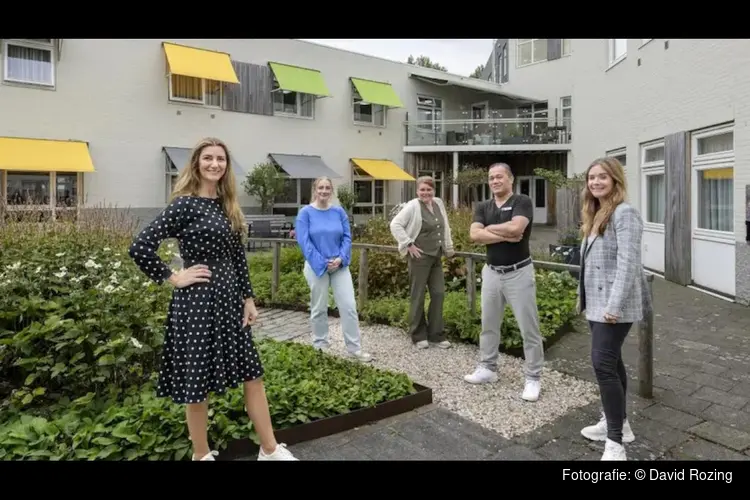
[268,153,340,178]
[163,146,245,173]
[164,147,191,172]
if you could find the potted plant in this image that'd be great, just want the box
[549,228,582,265]
[533,167,586,265]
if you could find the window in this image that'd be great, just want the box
[496,42,509,83]
[416,95,443,133]
[272,83,314,119]
[562,39,572,56]
[608,39,627,66]
[560,96,572,138]
[517,39,548,66]
[272,178,313,216]
[169,74,222,107]
[606,147,626,168]
[641,142,665,225]
[518,102,548,135]
[4,171,80,220]
[692,126,734,233]
[352,166,385,215]
[352,85,385,127]
[3,39,55,87]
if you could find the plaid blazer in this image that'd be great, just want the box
[577,202,651,323]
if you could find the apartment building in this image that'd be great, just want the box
[0,38,571,232]
[484,38,748,303]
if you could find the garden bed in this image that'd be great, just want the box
[0,216,427,461]
[219,381,432,460]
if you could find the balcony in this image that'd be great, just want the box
[404,116,571,151]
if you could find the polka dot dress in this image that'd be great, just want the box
[128,195,264,404]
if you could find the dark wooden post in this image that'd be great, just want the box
[271,241,280,300]
[466,257,476,314]
[358,247,368,308]
[638,273,655,398]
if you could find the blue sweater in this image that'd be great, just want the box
[295,204,352,277]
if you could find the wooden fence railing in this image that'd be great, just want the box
[249,237,655,399]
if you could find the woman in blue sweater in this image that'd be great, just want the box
[295,177,372,363]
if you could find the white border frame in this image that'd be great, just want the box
[690,123,735,244]
[640,140,666,230]
[2,38,56,87]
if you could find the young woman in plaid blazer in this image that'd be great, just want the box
[576,156,650,461]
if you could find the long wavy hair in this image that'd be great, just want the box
[580,156,627,236]
[171,137,245,234]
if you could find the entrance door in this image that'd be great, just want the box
[516,176,548,224]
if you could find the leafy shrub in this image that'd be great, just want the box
[0,212,417,460]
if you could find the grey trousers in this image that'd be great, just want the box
[479,263,544,380]
[407,250,445,343]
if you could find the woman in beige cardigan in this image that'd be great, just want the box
[390,176,455,349]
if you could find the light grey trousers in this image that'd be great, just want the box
[303,261,362,354]
[479,263,544,380]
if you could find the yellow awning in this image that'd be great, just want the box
[0,137,95,173]
[351,158,415,181]
[162,42,239,84]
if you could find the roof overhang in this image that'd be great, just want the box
[408,68,540,105]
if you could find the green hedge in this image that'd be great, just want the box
[0,219,416,461]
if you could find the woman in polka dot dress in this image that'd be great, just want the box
[129,137,297,461]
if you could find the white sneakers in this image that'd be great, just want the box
[193,450,219,461]
[580,414,635,443]
[464,366,499,384]
[258,443,299,461]
[192,444,298,461]
[601,439,627,460]
[463,366,541,402]
[521,379,540,402]
[581,413,635,461]
[416,340,452,349]
[345,350,373,363]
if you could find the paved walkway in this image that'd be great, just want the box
[251,275,750,461]
[545,276,750,460]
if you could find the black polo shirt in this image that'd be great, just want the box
[473,194,534,266]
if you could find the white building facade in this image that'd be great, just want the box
[487,38,750,303]
[1,38,562,232]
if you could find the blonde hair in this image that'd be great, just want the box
[311,176,334,203]
[580,156,628,237]
[171,137,245,234]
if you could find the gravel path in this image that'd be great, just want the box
[290,318,600,439]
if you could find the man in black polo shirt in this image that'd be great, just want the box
[463,163,544,402]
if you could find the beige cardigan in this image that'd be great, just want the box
[389,197,455,258]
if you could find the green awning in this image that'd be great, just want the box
[269,62,330,97]
[351,77,404,108]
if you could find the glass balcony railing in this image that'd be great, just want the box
[404,118,571,147]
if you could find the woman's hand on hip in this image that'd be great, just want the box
[407,245,423,259]
[243,298,259,327]
[168,265,211,288]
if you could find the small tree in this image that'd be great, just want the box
[242,161,286,214]
[336,185,357,215]
[453,163,487,207]
[533,167,586,243]
[406,55,447,72]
